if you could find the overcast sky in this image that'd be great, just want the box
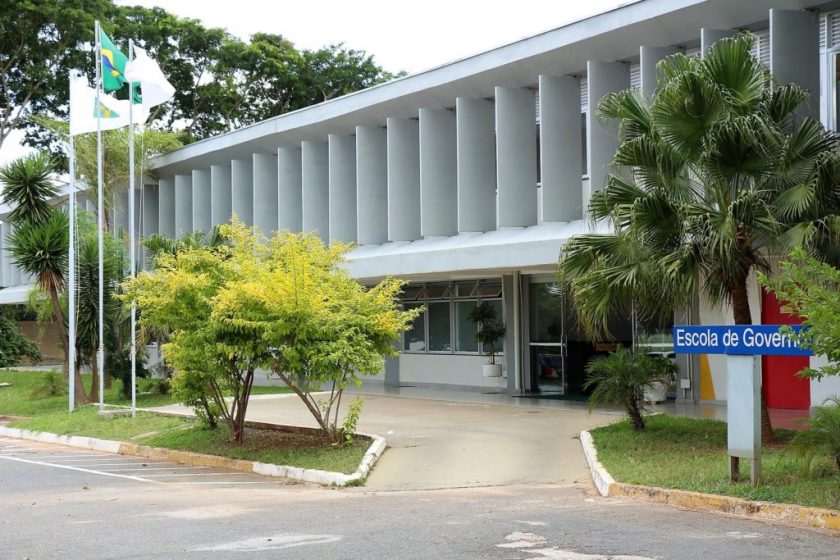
[1,0,627,165]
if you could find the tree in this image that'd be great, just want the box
[0,0,112,153]
[759,247,840,380]
[0,153,69,378]
[34,117,182,226]
[559,35,840,442]
[0,307,41,367]
[242,228,419,443]
[125,220,419,444]
[124,221,268,443]
[584,348,673,431]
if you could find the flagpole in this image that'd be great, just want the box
[95,20,105,410]
[128,38,137,418]
[68,131,76,413]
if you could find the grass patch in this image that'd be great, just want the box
[146,425,369,474]
[2,370,363,475]
[0,369,292,417]
[591,415,840,510]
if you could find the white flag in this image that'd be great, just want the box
[69,74,149,136]
[125,46,175,108]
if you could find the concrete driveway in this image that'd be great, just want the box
[153,388,621,491]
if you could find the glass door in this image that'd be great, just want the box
[528,282,567,394]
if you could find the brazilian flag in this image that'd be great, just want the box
[99,28,141,103]
[93,97,119,119]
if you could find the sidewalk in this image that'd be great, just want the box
[150,388,623,491]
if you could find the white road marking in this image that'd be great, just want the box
[190,533,342,552]
[168,481,281,485]
[139,472,250,478]
[497,532,548,548]
[0,454,158,483]
[525,549,653,560]
[97,466,209,472]
[516,520,549,527]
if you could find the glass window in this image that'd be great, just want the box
[425,283,451,299]
[455,300,478,352]
[455,281,477,298]
[482,299,504,354]
[529,283,564,343]
[581,112,588,176]
[477,280,502,297]
[402,285,424,300]
[428,301,451,352]
[403,302,426,352]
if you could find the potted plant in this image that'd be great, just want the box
[468,302,506,377]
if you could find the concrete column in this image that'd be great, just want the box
[174,174,193,235]
[231,158,254,226]
[386,117,421,241]
[770,9,819,120]
[701,28,734,55]
[277,147,302,232]
[586,61,629,199]
[328,134,357,243]
[253,152,278,236]
[495,86,537,227]
[210,164,232,227]
[191,169,211,233]
[0,223,10,287]
[640,46,680,97]
[418,108,457,237]
[539,75,583,222]
[158,177,175,237]
[355,125,388,245]
[456,97,496,233]
[301,141,329,241]
[141,184,159,269]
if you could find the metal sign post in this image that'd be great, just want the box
[673,324,811,486]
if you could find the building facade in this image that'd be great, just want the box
[3,0,840,407]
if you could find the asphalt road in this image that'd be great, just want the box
[1,437,838,559]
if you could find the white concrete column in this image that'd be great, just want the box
[231,158,254,226]
[495,86,537,227]
[142,184,159,269]
[277,147,302,233]
[456,97,496,233]
[586,61,629,200]
[328,134,357,243]
[770,9,819,120]
[701,28,734,55]
[355,125,388,245]
[210,164,232,227]
[640,46,680,97]
[191,169,211,233]
[158,177,175,237]
[253,152,278,236]
[0,223,10,287]
[174,174,193,235]
[539,75,583,222]
[301,141,329,241]
[386,117,421,241]
[419,108,457,237]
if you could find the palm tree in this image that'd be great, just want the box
[1,154,70,379]
[560,35,840,443]
[584,348,672,431]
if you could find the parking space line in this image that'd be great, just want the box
[98,466,209,472]
[139,472,250,478]
[0,454,158,483]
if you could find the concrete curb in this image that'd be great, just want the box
[579,429,840,533]
[0,424,386,488]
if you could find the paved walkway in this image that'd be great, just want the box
[152,387,624,491]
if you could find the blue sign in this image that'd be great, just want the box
[672,325,812,356]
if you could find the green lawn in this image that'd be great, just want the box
[591,415,840,510]
[1,369,365,476]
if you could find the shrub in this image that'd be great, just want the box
[789,397,840,474]
[0,309,42,367]
[584,347,671,431]
[30,371,66,399]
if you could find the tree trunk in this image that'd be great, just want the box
[731,275,775,444]
[73,365,89,405]
[89,349,100,405]
[47,287,70,380]
[626,394,646,431]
